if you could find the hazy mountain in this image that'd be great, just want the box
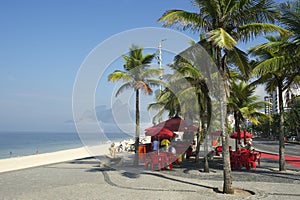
[95,100,151,124]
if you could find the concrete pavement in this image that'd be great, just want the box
[0,156,299,200]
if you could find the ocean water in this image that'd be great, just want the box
[0,131,132,159]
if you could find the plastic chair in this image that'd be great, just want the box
[256,152,261,166]
[146,154,162,171]
[215,146,222,156]
[159,152,173,170]
[240,152,251,170]
[138,145,147,160]
[248,152,257,169]
[230,151,240,170]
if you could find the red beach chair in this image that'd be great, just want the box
[159,152,173,170]
[145,154,162,171]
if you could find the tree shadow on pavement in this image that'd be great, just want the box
[90,163,217,193]
[143,172,216,191]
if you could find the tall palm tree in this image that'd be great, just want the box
[158,0,285,193]
[149,50,212,172]
[249,34,300,171]
[170,55,212,169]
[228,81,272,149]
[108,45,162,165]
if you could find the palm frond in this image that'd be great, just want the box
[280,1,300,33]
[115,82,132,97]
[177,64,202,79]
[207,28,237,50]
[238,23,290,42]
[233,0,279,25]
[249,35,290,55]
[265,77,281,93]
[140,68,163,79]
[227,47,250,79]
[240,107,272,125]
[251,55,286,77]
[146,79,167,89]
[142,54,156,64]
[158,10,206,32]
[108,70,132,82]
[147,102,164,111]
[135,81,153,95]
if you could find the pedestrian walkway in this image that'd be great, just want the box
[261,152,300,168]
[0,156,299,200]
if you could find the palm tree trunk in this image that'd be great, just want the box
[203,129,210,173]
[134,89,140,166]
[195,93,202,163]
[195,131,201,163]
[234,112,240,151]
[218,50,234,194]
[278,85,286,171]
[203,94,209,172]
[221,91,234,194]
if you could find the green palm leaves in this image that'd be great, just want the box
[159,0,285,43]
[207,28,237,50]
[108,45,162,165]
[228,81,271,127]
[158,0,287,193]
[158,0,286,83]
[108,45,163,96]
[280,0,300,45]
[248,1,300,171]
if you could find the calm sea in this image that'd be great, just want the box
[0,131,132,159]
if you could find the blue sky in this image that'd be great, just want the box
[0,0,283,132]
[0,0,198,132]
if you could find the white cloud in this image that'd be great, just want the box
[254,84,267,100]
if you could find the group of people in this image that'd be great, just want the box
[108,136,195,160]
[152,137,176,154]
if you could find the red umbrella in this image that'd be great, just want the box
[144,126,160,134]
[157,117,197,132]
[230,131,253,140]
[145,127,175,139]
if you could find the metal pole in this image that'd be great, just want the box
[158,39,166,92]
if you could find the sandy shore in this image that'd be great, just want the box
[0,144,110,173]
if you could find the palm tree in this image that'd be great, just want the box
[108,45,162,165]
[158,0,285,193]
[149,50,212,172]
[228,81,272,150]
[249,34,300,171]
[170,54,212,170]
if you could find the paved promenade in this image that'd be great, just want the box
[0,155,299,200]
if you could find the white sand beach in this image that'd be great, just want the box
[0,143,110,173]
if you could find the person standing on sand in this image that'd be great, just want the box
[108,143,116,158]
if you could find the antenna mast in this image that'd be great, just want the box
[158,39,166,92]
